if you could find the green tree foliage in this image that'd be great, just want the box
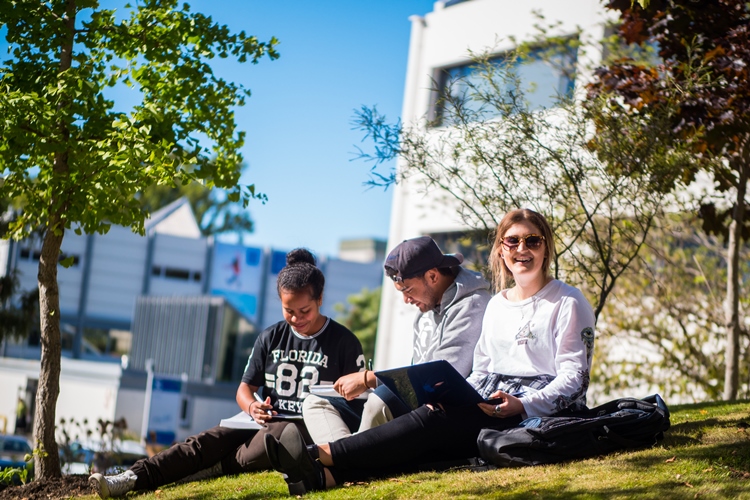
[334,287,381,365]
[589,0,750,400]
[597,214,750,401]
[138,170,256,237]
[0,0,278,478]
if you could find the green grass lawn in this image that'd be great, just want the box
[82,400,750,499]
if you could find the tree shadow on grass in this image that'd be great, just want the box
[622,442,748,468]
[460,480,750,500]
[450,448,750,499]
[662,414,750,447]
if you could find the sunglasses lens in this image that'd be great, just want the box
[503,236,520,247]
[526,236,543,249]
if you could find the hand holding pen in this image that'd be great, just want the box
[251,392,275,424]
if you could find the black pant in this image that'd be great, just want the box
[131,420,307,491]
[328,404,521,482]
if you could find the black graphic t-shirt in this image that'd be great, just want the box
[241,318,364,415]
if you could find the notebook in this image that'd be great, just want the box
[374,359,502,411]
[219,411,263,430]
[309,384,373,400]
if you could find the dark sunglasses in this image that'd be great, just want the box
[501,234,545,250]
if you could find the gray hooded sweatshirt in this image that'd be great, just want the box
[412,267,491,377]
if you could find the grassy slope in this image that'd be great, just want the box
[82,400,750,500]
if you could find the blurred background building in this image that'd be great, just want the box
[0,197,383,442]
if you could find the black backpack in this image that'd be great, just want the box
[476,394,670,467]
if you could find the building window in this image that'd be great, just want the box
[432,44,578,126]
[270,250,287,275]
[57,324,131,358]
[151,265,202,283]
[164,267,190,280]
[19,247,80,267]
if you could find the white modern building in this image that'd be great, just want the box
[374,0,610,370]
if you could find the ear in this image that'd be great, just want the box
[426,269,439,284]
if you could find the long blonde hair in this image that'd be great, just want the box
[489,209,556,292]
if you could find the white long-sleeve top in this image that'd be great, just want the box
[466,279,595,417]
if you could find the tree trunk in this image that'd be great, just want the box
[33,227,64,478]
[723,142,749,401]
[32,0,76,479]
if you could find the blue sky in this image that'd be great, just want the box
[185,0,438,257]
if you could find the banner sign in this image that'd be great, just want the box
[210,243,264,321]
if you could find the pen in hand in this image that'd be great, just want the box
[253,392,273,417]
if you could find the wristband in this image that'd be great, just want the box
[363,369,370,389]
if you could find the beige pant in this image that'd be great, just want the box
[302,392,394,444]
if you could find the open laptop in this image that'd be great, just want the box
[374,359,491,411]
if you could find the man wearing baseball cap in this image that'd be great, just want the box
[303,236,491,443]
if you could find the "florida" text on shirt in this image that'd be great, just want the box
[271,349,329,368]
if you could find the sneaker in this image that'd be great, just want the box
[89,469,137,498]
[264,426,325,495]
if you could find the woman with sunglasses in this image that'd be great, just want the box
[265,209,595,495]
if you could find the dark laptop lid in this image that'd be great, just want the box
[374,360,483,411]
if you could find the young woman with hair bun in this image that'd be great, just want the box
[90,248,365,498]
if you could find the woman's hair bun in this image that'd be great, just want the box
[286,248,317,267]
[277,248,324,300]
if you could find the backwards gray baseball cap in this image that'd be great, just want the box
[384,236,463,282]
